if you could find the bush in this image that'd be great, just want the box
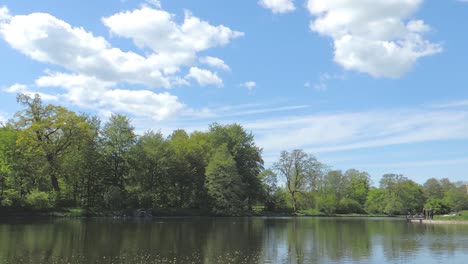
[272,188,289,210]
[316,194,337,214]
[1,189,22,207]
[25,190,54,210]
[337,198,363,214]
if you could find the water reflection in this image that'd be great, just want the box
[1,217,468,263]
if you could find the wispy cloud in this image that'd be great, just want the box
[357,157,468,169]
[305,73,345,91]
[244,105,468,156]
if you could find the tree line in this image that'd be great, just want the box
[0,94,467,216]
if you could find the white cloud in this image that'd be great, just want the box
[307,0,442,78]
[145,0,161,8]
[258,0,296,14]
[0,111,7,124]
[0,11,171,87]
[358,158,468,169]
[0,6,10,22]
[4,83,58,101]
[0,6,242,120]
[187,67,223,87]
[199,56,230,71]
[102,7,243,72]
[305,73,345,91]
[4,83,28,93]
[241,81,256,92]
[35,72,183,120]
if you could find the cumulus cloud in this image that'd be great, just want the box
[4,83,58,101]
[0,6,241,120]
[0,11,171,87]
[307,0,442,78]
[102,7,243,74]
[187,67,223,87]
[0,6,10,22]
[199,56,230,71]
[258,0,296,14]
[35,72,183,120]
[241,81,256,92]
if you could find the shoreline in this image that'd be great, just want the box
[407,219,468,225]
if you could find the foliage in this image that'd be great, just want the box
[25,190,54,210]
[365,188,386,214]
[1,94,467,217]
[1,189,22,207]
[205,145,244,215]
[337,198,363,214]
[274,149,322,213]
[424,198,450,215]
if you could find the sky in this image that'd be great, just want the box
[0,0,468,185]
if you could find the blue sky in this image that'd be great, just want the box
[1,0,468,184]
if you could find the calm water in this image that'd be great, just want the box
[1,217,468,264]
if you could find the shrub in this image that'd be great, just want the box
[25,190,54,210]
[1,189,22,207]
[337,198,363,214]
[316,193,337,214]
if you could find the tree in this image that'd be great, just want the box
[444,184,468,212]
[365,188,386,214]
[258,169,278,210]
[274,149,322,213]
[14,94,90,193]
[205,145,244,215]
[128,131,172,208]
[0,126,18,206]
[424,198,450,215]
[209,123,264,209]
[423,178,443,199]
[168,129,194,207]
[102,114,135,190]
[185,131,212,208]
[345,169,370,207]
[378,174,424,215]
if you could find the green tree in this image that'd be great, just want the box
[102,114,135,190]
[378,174,424,215]
[205,145,244,215]
[128,131,172,208]
[365,188,386,214]
[423,178,444,199]
[14,94,91,193]
[168,129,194,207]
[0,126,18,206]
[185,131,212,208]
[424,198,450,215]
[345,169,370,207]
[444,184,468,212]
[274,149,322,213]
[209,123,264,210]
[258,169,278,210]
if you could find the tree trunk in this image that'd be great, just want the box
[51,174,60,193]
[291,192,298,213]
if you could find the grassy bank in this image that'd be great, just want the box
[434,210,468,221]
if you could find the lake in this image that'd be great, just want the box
[1,217,468,263]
